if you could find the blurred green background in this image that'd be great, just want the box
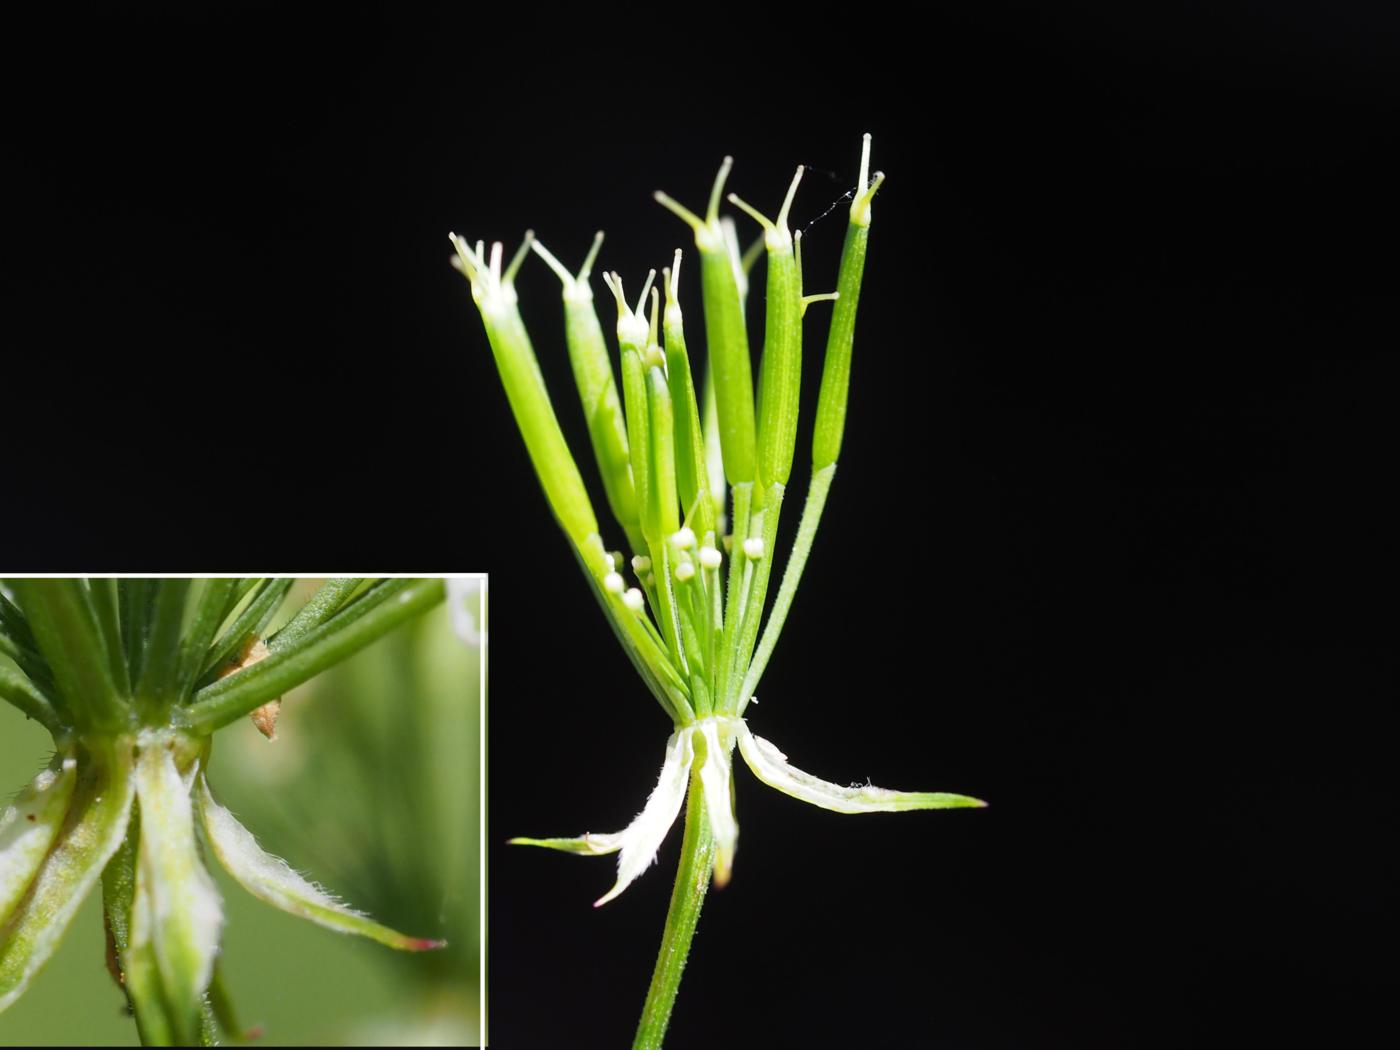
[0,579,481,1046]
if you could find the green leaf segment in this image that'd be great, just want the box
[454,137,984,1049]
[0,577,447,1045]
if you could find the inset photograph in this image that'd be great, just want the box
[0,577,483,1046]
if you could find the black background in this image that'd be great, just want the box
[7,4,1397,1048]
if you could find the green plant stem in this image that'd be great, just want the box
[738,462,835,712]
[632,767,715,1050]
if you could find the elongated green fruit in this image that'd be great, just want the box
[812,134,885,471]
[646,362,680,549]
[730,166,804,493]
[663,253,715,540]
[622,341,652,539]
[743,137,886,707]
[656,158,757,486]
[645,358,690,677]
[534,234,646,555]
[701,365,726,528]
[452,233,599,546]
[604,270,657,548]
[698,246,756,486]
[515,250,700,725]
[615,279,687,677]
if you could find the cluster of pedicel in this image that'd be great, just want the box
[452,137,983,912]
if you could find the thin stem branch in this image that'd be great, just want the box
[738,463,835,713]
[632,766,716,1050]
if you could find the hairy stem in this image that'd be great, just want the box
[632,766,715,1050]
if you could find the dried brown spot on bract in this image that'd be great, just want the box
[249,698,282,740]
[219,637,282,740]
[103,911,125,989]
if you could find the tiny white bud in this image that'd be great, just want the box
[604,572,625,594]
[698,545,722,570]
[743,537,765,560]
[675,561,696,582]
[623,588,645,612]
[671,526,697,549]
[604,553,616,573]
[632,554,652,573]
